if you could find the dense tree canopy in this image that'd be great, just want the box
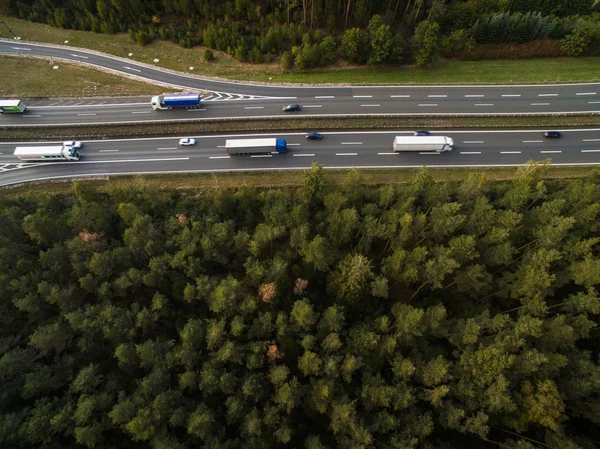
[0,162,599,449]
[2,0,599,67]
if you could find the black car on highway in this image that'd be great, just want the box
[306,132,323,140]
[414,130,431,136]
[283,104,301,112]
[544,131,561,138]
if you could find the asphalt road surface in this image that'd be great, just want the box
[1,39,600,126]
[1,129,599,186]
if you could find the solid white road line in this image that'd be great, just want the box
[501,151,522,154]
[341,142,363,145]
[209,156,230,159]
[523,140,543,143]
[576,92,596,95]
[353,95,373,98]
[583,139,600,142]
[157,147,177,150]
[475,104,494,106]
[418,104,438,106]
[303,105,323,108]
[77,113,96,116]
[123,66,141,72]
[531,103,550,105]
[582,149,600,152]
[390,95,410,98]
[187,108,207,111]
[287,143,301,146]
[538,94,558,97]
[541,151,561,153]
[293,154,315,157]
[589,101,600,104]
[428,95,447,98]
[502,94,521,97]
[23,115,41,117]
[244,106,264,109]
[132,111,151,114]
[465,95,484,97]
[460,152,482,154]
[336,153,358,156]
[315,96,334,99]
[463,141,484,144]
[361,104,380,107]
[99,150,119,152]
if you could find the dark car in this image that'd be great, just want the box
[306,132,324,140]
[414,130,431,136]
[283,104,301,112]
[544,131,561,138]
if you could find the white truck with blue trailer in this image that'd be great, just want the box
[151,94,202,111]
[225,138,288,155]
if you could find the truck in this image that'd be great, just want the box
[392,136,454,153]
[0,99,26,113]
[225,138,288,155]
[14,146,81,162]
[151,94,201,111]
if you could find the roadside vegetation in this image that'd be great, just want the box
[0,162,599,449]
[0,56,161,97]
[2,115,600,142]
[2,11,600,84]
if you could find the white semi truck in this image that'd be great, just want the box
[392,136,454,153]
[225,138,288,155]
[14,145,81,161]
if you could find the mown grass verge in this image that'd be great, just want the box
[2,15,600,85]
[2,115,599,141]
[2,164,598,196]
[0,55,162,97]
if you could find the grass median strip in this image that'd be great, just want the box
[0,55,161,97]
[2,116,600,141]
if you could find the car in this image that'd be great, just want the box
[179,138,196,146]
[283,104,301,112]
[544,131,561,138]
[63,140,83,149]
[414,130,431,136]
[305,132,324,140]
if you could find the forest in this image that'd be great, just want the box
[0,163,599,449]
[2,0,600,67]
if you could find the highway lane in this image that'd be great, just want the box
[2,91,599,127]
[1,39,600,126]
[1,130,599,186]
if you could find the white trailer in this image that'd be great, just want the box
[225,138,288,155]
[14,146,80,161]
[392,136,454,153]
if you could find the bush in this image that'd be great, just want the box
[280,51,295,70]
[203,49,215,61]
[341,28,369,64]
[318,37,338,66]
[412,21,441,67]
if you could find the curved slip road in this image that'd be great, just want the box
[1,39,600,127]
[1,129,599,186]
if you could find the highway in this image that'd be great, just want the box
[1,40,600,126]
[1,130,599,186]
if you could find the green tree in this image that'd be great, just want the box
[412,20,441,67]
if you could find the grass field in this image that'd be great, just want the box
[2,15,600,85]
[0,55,163,97]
